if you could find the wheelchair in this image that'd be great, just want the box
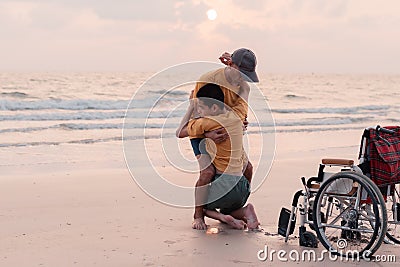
[278,125,400,258]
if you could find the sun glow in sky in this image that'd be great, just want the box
[206,9,217,20]
[0,0,399,73]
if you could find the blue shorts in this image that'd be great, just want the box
[190,138,209,156]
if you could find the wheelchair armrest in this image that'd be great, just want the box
[306,176,321,188]
[322,158,354,166]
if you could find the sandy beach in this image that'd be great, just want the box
[1,0,400,265]
[1,129,399,267]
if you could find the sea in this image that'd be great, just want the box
[1,71,399,149]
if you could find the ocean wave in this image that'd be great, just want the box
[272,105,392,114]
[0,96,185,111]
[275,116,372,127]
[1,92,30,98]
[0,111,126,121]
[0,116,375,135]
[0,122,182,133]
[0,138,121,148]
[149,89,187,96]
[0,109,186,121]
[0,99,129,111]
[284,94,309,100]
[59,122,180,130]
[0,134,168,148]
[0,124,372,148]
[0,125,53,133]
[246,126,365,134]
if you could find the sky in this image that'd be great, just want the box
[0,0,399,73]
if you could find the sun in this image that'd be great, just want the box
[206,9,217,21]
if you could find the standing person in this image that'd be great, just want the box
[178,83,260,230]
[176,48,259,230]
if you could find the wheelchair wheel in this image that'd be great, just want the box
[313,172,386,258]
[350,172,388,255]
[386,184,400,244]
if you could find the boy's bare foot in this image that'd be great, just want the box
[192,217,207,230]
[243,203,260,230]
[220,214,246,230]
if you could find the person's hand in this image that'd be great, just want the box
[205,128,228,144]
[219,52,232,66]
[243,118,249,131]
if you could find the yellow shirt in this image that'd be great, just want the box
[193,68,248,122]
[187,111,244,175]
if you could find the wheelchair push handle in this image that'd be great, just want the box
[376,125,396,147]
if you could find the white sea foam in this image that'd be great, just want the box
[0,116,377,136]
[0,99,130,111]
[0,96,184,111]
[0,110,185,121]
[272,105,392,114]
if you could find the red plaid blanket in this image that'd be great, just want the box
[369,126,400,186]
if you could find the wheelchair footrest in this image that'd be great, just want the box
[278,207,296,237]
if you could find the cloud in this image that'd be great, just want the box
[0,0,399,72]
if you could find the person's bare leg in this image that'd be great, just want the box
[229,203,260,230]
[204,209,246,230]
[243,160,253,184]
[192,154,215,230]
